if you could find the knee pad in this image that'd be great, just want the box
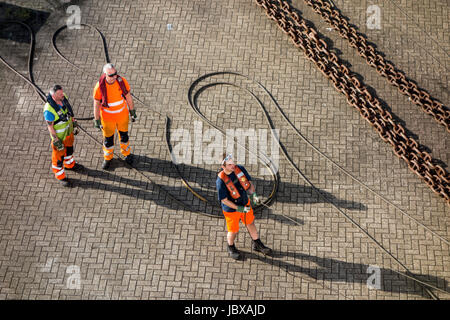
[119,131,129,143]
[66,146,74,156]
[104,135,114,148]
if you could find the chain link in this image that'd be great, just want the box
[254,0,449,204]
[304,0,450,132]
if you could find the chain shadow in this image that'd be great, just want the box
[239,248,449,299]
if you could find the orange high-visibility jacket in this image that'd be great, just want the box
[93,75,130,122]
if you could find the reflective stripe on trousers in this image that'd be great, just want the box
[52,165,65,179]
[64,155,74,168]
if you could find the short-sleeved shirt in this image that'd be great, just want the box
[93,77,131,122]
[216,165,252,212]
[43,103,63,122]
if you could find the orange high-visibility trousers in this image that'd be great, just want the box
[51,133,75,180]
[101,116,130,160]
[222,200,255,233]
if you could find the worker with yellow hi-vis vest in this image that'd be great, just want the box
[43,85,83,187]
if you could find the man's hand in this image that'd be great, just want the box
[236,205,251,213]
[250,193,261,206]
[130,109,137,122]
[94,119,102,130]
[53,138,64,151]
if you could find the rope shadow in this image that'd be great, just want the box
[239,248,449,299]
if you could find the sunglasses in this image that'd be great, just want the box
[222,154,233,166]
[107,72,117,77]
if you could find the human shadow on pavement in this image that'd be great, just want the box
[239,249,449,299]
[72,164,300,225]
[133,154,367,211]
[71,165,216,215]
[71,151,366,225]
[75,153,367,225]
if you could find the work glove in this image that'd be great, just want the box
[250,192,261,206]
[236,205,251,213]
[72,119,79,135]
[93,119,102,130]
[53,138,64,151]
[129,109,137,122]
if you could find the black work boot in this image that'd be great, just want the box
[125,154,134,166]
[102,159,112,170]
[227,244,241,260]
[66,163,84,171]
[252,239,272,256]
[60,177,71,188]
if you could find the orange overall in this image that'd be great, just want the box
[93,77,131,160]
[51,133,75,180]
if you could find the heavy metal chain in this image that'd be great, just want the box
[254,0,449,204]
[303,0,450,132]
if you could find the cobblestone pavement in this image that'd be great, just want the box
[0,0,448,300]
